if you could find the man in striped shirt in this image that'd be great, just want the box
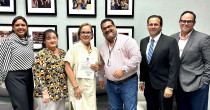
[98,18,142,110]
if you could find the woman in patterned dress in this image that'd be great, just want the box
[33,29,68,110]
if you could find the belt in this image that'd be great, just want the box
[108,73,137,85]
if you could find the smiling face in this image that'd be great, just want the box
[44,32,58,50]
[179,13,195,35]
[79,25,93,45]
[147,17,162,38]
[12,19,28,38]
[101,21,117,42]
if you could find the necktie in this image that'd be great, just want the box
[147,39,155,64]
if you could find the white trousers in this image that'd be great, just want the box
[35,98,65,110]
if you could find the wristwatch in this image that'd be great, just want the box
[122,68,126,74]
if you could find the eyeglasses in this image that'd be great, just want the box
[148,23,160,27]
[80,31,92,35]
[102,25,113,31]
[180,20,194,24]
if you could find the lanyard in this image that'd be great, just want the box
[107,37,117,66]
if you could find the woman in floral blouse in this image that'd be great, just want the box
[33,29,68,110]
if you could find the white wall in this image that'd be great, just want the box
[1,0,210,50]
[1,0,210,109]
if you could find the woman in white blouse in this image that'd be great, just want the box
[64,23,100,110]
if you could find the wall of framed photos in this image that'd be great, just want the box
[0,0,210,51]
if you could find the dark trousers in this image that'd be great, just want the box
[5,69,34,110]
[177,83,209,110]
[144,84,174,110]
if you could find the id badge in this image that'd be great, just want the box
[107,59,111,66]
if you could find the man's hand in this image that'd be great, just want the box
[99,81,105,90]
[113,69,124,79]
[139,83,144,91]
[164,87,173,98]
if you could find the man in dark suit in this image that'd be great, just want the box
[171,11,210,110]
[139,15,180,110]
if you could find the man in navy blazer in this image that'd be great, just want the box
[139,15,180,110]
[171,11,210,110]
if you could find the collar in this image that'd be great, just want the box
[149,32,161,42]
[179,29,193,40]
[78,40,92,51]
[106,35,117,45]
[12,33,29,45]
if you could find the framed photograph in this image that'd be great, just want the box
[26,0,57,15]
[67,0,96,16]
[0,0,16,14]
[106,0,134,17]
[28,25,57,50]
[66,25,96,49]
[0,24,12,44]
[116,26,134,38]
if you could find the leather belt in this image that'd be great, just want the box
[108,73,137,85]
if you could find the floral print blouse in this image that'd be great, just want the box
[33,48,68,101]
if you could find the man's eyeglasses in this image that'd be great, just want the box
[80,31,92,35]
[180,20,194,24]
[102,25,113,31]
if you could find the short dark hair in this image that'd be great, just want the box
[179,11,196,21]
[147,15,163,26]
[11,16,30,37]
[42,29,58,48]
[100,18,115,29]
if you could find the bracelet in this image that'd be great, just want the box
[73,85,79,90]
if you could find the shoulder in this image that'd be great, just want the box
[58,48,66,53]
[91,45,98,51]
[170,32,180,38]
[193,30,210,38]
[36,48,48,56]
[4,33,16,41]
[0,33,16,46]
[118,34,132,41]
[118,34,137,45]
[91,46,100,54]
[161,34,177,45]
[66,43,81,54]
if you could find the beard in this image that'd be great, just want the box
[104,29,116,41]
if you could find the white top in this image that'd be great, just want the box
[146,32,161,57]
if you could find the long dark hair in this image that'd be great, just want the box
[42,29,58,48]
[11,16,30,37]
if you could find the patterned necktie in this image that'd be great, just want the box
[147,39,155,64]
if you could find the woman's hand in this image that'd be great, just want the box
[90,64,100,72]
[42,90,50,103]
[74,87,82,100]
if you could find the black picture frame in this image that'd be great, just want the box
[26,0,57,15]
[116,26,134,38]
[28,25,57,50]
[67,0,96,16]
[0,24,12,43]
[0,0,16,14]
[105,0,134,17]
[66,25,96,49]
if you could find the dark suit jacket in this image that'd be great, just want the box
[171,30,210,92]
[140,34,180,89]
